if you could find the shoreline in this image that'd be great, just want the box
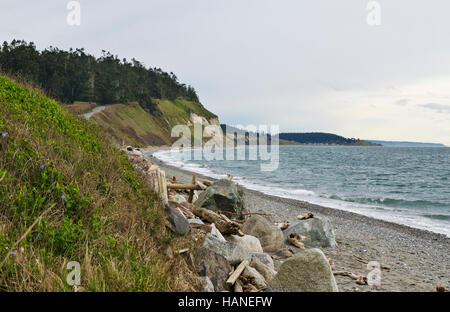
[143,147,450,292]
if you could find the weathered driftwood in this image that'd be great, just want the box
[226,260,249,286]
[202,179,214,186]
[196,181,207,190]
[171,204,195,219]
[297,212,314,220]
[188,174,197,203]
[287,232,306,249]
[275,222,291,230]
[217,211,277,218]
[189,223,212,233]
[218,212,245,236]
[177,248,189,254]
[148,168,168,204]
[353,255,391,271]
[234,279,243,292]
[333,271,367,285]
[181,202,243,236]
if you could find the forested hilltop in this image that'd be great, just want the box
[0,40,218,147]
[0,40,199,114]
[279,132,378,146]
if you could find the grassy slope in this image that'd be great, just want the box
[89,99,218,147]
[0,76,199,291]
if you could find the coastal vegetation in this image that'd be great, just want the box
[0,40,200,112]
[0,75,199,291]
[0,40,218,147]
[279,132,378,146]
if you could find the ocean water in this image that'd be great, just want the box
[152,146,450,237]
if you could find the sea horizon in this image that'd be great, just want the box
[151,145,450,237]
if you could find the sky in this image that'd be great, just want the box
[1,0,450,145]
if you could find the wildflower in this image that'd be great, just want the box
[80,194,84,198]
[10,250,17,255]
[40,163,46,169]
[61,194,66,200]
[1,132,7,138]
[2,214,7,221]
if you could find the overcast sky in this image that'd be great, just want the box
[1,0,450,145]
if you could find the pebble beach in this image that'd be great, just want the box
[144,148,450,292]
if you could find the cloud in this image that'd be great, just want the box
[419,103,450,113]
[393,99,410,106]
[1,1,450,146]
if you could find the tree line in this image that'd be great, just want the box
[279,132,362,145]
[0,40,200,114]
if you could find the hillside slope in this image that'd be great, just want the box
[81,99,218,147]
[0,76,199,291]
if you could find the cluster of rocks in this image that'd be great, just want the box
[124,146,339,292]
[166,177,339,292]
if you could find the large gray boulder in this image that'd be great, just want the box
[203,234,252,265]
[199,277,214,292]
[226,234,264,253]
[241,215,284,252]
[193,247,232,292]
[188,218,204,225]
[210,224,226,242]
[250,257,277,281]
[164,204,189,235]
[242,266,266,289]
[251,253,275,270]
[169,194,187,204]
[268,248,339,292]
[284,217,337,248]
[194,179,245,215]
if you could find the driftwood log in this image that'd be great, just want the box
[188,174,197,203]
[234,280,244,292]
[189,223,213,233]
[226,260,249,286]
[217,211,277,218]
[148,168,168,204]
[275,222,291,230]
[202,179,214,186]
[352,255,391,271]
[287,232,306,249]
[333,271,367,285]
[181,202,243,236]
[297,212,314,220]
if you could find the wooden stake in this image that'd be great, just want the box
[188,174,197,203]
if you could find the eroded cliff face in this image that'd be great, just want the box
[73,99,219,147]
[189,112,237,147]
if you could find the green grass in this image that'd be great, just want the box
[0,76,199,291]
[92,103,170,146]
[90,98,218,147]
